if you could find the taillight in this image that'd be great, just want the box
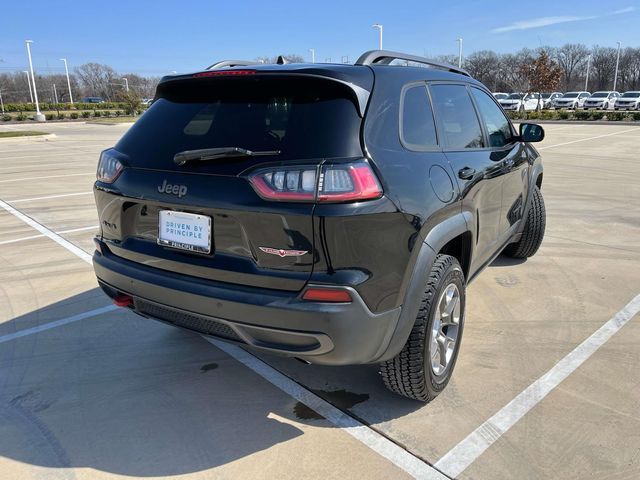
[248,161,382,203]
[96,149,124,183]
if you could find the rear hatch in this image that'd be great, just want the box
[95,69,370,291]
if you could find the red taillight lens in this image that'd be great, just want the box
[194,70,256,77]
[302,288,352,303]
[248,161,382,203]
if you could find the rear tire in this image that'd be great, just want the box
[380,255,465,402]
[504,185,546,258]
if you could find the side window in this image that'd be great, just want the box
[400,84,438,149]
[470,87,515,148]
[430,84,484,150]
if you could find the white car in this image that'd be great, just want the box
[553,91,591,109]
[540,92,563,109]
[583,91,620,110]
[493,92,509,100]
[499,93,541,111]
[614,91,640,110]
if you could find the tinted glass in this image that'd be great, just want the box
[116,76,363,173]
[430,84,484,149]
[471,88,515,148]
[564,93,579,98]
[401,84,437,149]
[622,92,640,98]
[508,93,522,99]
[592,92,608,98]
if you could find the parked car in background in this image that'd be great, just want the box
[583,91,619,110]
[540,92,563,109]
[493,92,509,100]
[81,97,105,103]
[498,92,541,111]
[141,98,154,106]
[614,91,640,110]
[553,92,590,109]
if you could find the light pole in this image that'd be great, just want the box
[53,84,59,104]
[60,58,74,104]
[122,77,129,92]
[372,24,383,50]
[457,38,463,68]
[0,88,4,114]
[613,41,621,91]
[23,70,34,103]
[584,54,591,91]
[25,40,45,121]
[309,48,315,64]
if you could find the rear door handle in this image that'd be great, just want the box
[458,167,476,180]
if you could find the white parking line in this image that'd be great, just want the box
[9,191,93,203]
[0,305,118,344]
[539,126,640,150]
[0,161,90,172]
[0,198,92,263]
[434,294,640,478]
[0,172,94,183]
[0,225,97,246]
[206,337,448,480]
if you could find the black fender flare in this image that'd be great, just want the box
[373,212,472,363]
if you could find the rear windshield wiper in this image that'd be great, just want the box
[174,147,280,166]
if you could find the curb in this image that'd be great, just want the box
[0,133,57,143]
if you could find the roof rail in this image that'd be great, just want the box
[355,50,470,77]
[206,60,257,70]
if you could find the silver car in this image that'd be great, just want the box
[583,91,620,110]
[553,91,591,109]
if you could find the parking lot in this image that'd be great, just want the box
[0,121,639,479]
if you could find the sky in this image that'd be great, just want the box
[0,0,637,76]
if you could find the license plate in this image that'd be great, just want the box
[158,210,211,254]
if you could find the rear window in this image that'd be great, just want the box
[115,76,363,172]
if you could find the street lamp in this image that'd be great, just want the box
[23,70,34,103]
[584,54,591,91]
[372,24,383,50]
[60,58,74,104]
[309,48,315,64]
[25,40,45,122]
[0,88,4,115]
[122,77,129,92]
[613,41,621,91]
[457,38,463,68]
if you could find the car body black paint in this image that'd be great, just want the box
[93,59,543,365]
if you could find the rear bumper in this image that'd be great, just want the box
[93,242,401,366]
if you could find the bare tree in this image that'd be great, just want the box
[465,50,501,88]
[555,44,590,90]
[75,63,119,100]
[590,46,617,90]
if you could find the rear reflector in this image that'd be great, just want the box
[194,70,256,77]
[302,288,352,303]
[113,294,133,308]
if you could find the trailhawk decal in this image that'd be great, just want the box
[259,247,308,258]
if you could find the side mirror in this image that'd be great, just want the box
[519,123,545,143]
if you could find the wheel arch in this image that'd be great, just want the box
[374,212,473,362]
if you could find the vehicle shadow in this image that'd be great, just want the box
[490,253,527,267]
[0,288,422,477]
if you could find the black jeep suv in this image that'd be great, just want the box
[93,51,546,402]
